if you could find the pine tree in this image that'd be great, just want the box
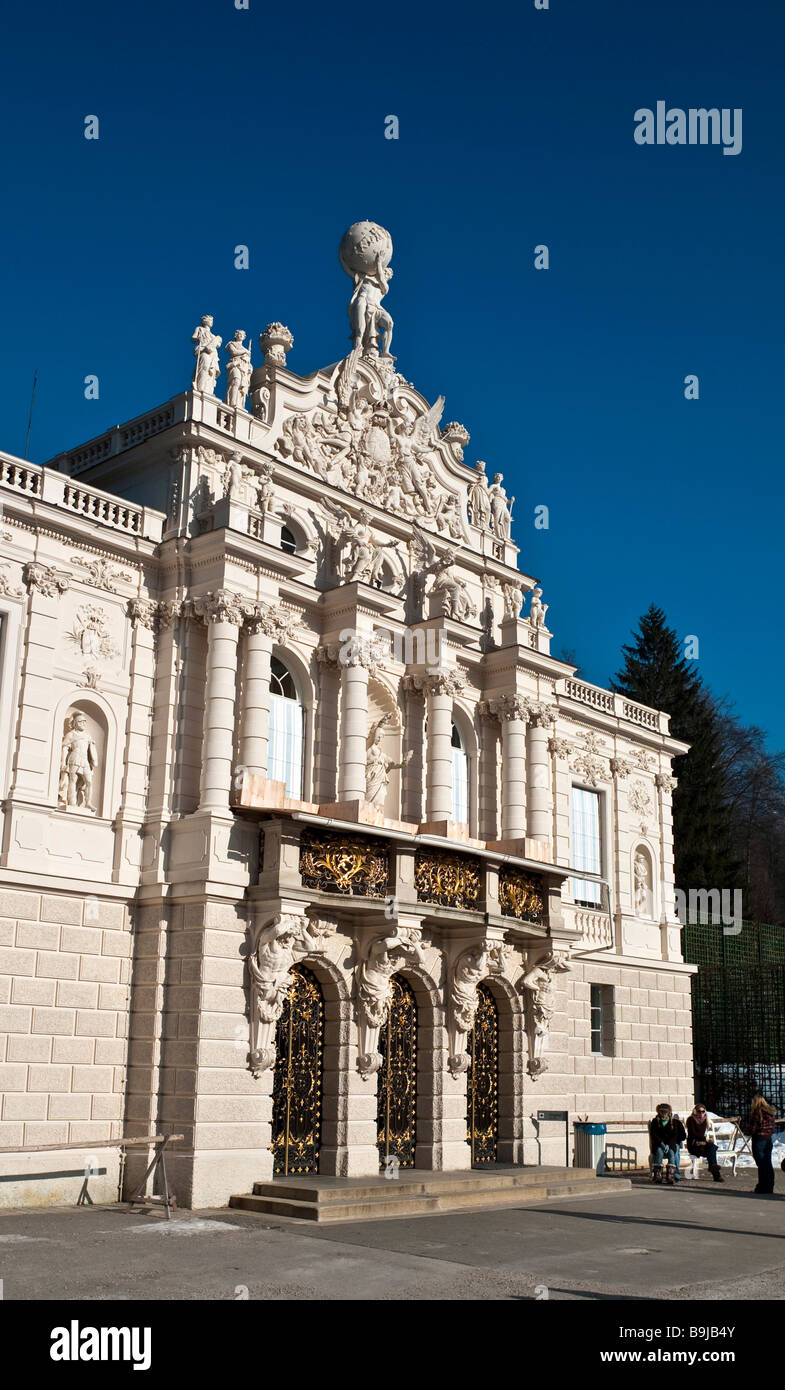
[612,605,739,896]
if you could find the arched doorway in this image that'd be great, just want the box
[271,964,324,1176]
[467,982,499,1166]
[377,974,417,1170]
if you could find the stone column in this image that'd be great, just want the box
[193,589,245,811]
[241,616,274,778]
[424,671,464,822]
[525,703,554,843]
[12,564,70,799]
[338,646,369,803]
[488,695,528,840]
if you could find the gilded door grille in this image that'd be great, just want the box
[271,964,324,1176]
[467,983,499,1166]
[377,974,417,1170]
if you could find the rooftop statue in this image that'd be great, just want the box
[225,329,253,410]
[191,314,222,395]
[339,221,394,358]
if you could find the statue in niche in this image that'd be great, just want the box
[488,473,513,540]
[256,385,271,423]
[191,315,222,395]
[225,330,253,410]
[58,711,99,813]
[339,221,395,357]
[468,460,491,529]
[529,586,548,629]
[365,717,413,808]
[634,851,651,916]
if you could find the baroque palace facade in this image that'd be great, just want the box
[0,223,695,1208]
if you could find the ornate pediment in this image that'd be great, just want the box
[274,352,472,537]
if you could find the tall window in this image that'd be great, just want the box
[268,657,303,798]
[590,984,615,1056]
[571,786,602,907]
[451,723,469,825]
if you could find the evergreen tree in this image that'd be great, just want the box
[612,605,739,896]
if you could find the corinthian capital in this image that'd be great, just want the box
[245,601,302,642]
[127,598,159,630]
[483,694,530,723]
[24,562,70,597]
[192,588,246,626]
[423,669,465,698]
[522,699,555,729]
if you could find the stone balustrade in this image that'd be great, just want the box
[0,453,165,542]
[558,676,669,734]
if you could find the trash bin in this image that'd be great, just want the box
[574,1122,607,1174]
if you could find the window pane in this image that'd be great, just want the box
[451,729,468,825]
[269,692,303,798]
[572,786,602,906]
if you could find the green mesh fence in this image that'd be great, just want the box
[683,919,785,1117]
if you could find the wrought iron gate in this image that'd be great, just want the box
[467,982,499,1165]
[271,964,324,1176]
[377,974,417,1169]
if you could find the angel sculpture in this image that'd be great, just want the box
[412,526,477,623]
[392,397,445,514]
[365,716,414,809]
[321,499,398,585]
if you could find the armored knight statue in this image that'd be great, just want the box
[339,221,394,358]
[58,711,99,813]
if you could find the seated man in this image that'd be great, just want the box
[649,1102,686,1185]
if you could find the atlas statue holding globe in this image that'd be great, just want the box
[339,221,394,358]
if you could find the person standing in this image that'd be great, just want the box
[686,1104,724,1182]
[649,1102,687,1185]
[744,1092,777,1194]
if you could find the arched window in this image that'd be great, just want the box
[269,656,304,798]
[280,524,297,555]
[451,722,469,825]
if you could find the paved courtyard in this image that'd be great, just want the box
[2,1171,784,1301]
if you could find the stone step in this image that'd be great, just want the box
[230,1170,625,1223]
[247,1165,603,1205]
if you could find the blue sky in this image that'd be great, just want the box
[1,0,783,744]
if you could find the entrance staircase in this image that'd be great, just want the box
[230,1165,626,1223]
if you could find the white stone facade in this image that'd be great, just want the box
[0,224,694,1208]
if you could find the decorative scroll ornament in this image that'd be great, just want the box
[498,867,546,925]
[521,949,572,1078]
[355,925,425,1078]
[299,828,389,896]
[0,565,23,597]
[70,555,133,592]
[24,562,70,598]
[629,746,656,772]
[248,913,332,1076]
[414,849,481,909]
[447,942,507,1077]
[570,730,609,787]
